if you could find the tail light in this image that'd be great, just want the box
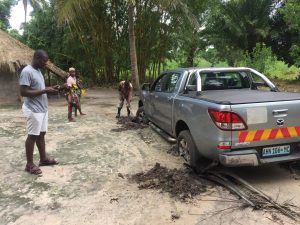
[208,109,247,131]
[217,141,232,150]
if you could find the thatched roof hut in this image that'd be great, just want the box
[0,29,68,103]
[0,29,67,77]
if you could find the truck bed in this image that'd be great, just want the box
[187,89,300,105]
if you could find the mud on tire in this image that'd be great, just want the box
[136,106,149,124]
[177,130,202,168]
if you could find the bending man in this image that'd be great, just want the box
[116,80,133,118]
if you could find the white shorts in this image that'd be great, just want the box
[22,104,48,135]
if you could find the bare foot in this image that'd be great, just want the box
[80,113,86,115]
[69,118,76,122]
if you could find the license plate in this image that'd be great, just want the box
[262,145,290,157]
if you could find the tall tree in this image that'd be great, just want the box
[128,1,139,90]
[279,0,300,66]
[280,0,300,31]
[205,0,276,65]
[54,0,199,89]
[169,0,208,67]
[55,0,141,90]
[267,7,299,65]
[21,0,44,23]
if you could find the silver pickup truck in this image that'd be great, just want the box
[139,67,300,167]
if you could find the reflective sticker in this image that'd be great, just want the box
[239,126,300,142]
[260,129,272,141]
[288,127,298,137]
[247,107,267,124]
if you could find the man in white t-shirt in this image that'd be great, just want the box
[19,50,59,175]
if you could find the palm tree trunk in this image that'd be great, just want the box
[128,1,140,91]
[23,0,28,24]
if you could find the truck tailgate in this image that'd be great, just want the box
[231,100,300,158]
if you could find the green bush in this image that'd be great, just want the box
[265,61,299,80]
[237,43,275,72]
[290,45,300,67]
[237,43,300,80]
[164,60,180,70]
[195,58,211,67]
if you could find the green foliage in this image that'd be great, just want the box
[267,9,299,66]
[205,0,275,66]
[0,0,17,30]
[240,43,275,73]
[8,29,22,40]
[280,0,300,31]
[199,48,217,66]
[265,61,300,80]
[289,44,300,67]
[237,43,299,80]
[15,0,300,85]
[195,58,211,67]
[0,21,5,30]
[169,0,209,67]
[164,60,180,70]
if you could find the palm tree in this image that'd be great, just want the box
[207,0,275,53]
[21,0,34,23]
[55,0,196,91]
[21,0,46,24]
[55,0,141,90]
[127,1,139,91]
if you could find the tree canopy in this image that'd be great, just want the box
[0,0,16,30]
[1,0,300,83]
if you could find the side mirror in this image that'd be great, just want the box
[141,83,150,91]
[253,81,268,87]
[185,85,197,93]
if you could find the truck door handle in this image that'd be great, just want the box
[272,109,288,117]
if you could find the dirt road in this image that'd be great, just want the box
[1,88,299,225]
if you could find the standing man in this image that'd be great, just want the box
[116,80,133,118]
[66,67,85,122]
[19,50,59,175]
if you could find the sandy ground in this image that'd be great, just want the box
[1,88,300,225]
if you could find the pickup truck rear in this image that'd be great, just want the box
[139,67,300,167]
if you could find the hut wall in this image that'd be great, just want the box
[0,72,20,103]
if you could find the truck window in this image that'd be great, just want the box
[153,74,166,92]
[152,73,180,92]
[201,72,250,90]
[165,73,181,92]
[249,72,272,91]
[186,73,199,91]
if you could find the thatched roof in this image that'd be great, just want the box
[0,29,67,78]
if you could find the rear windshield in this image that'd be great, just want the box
[201,71,251,90]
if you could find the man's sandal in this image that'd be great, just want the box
[25,164,42,175]
[39,158,59,166]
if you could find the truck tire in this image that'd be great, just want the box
[136,106,149,124]
[177,130,201,167]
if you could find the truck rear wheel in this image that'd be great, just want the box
[177,130,201,167]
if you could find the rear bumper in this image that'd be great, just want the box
[219,149,300,167]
